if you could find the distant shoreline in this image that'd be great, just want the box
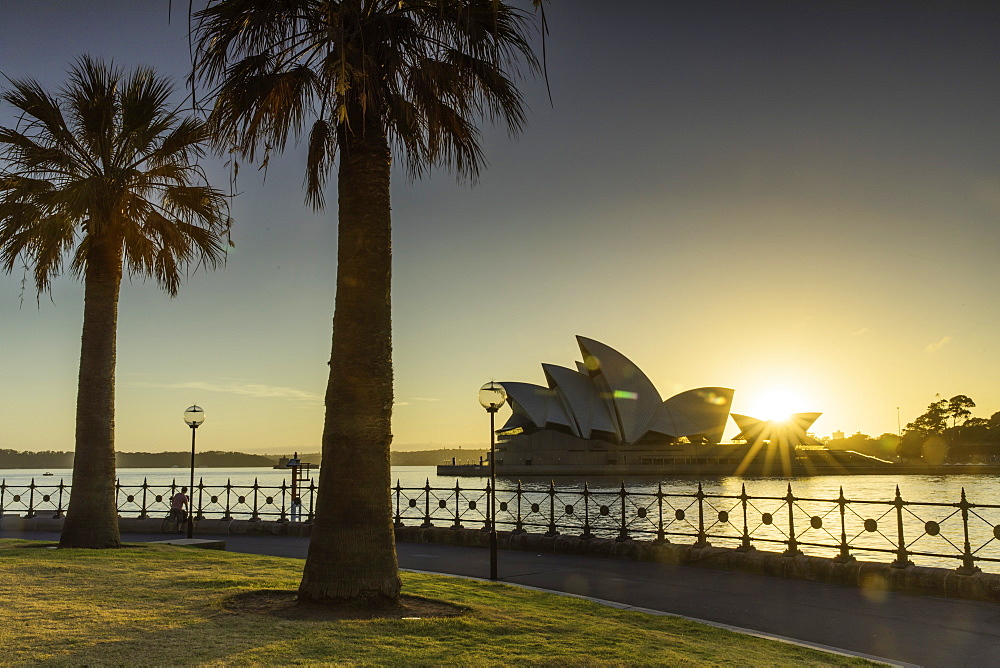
[0,448,486,469]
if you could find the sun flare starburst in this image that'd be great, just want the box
[746,388,804,422]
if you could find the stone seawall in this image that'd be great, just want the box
[5,513,999,604]
[0,514,313,538]
[396,526,1000,604]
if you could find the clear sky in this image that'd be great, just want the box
[1,1,998,454]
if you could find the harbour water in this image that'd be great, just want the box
[4,465,998,500]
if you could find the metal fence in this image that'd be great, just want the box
[4,476,1000,573]
[0,477,317,524]
[390,479,1000,574]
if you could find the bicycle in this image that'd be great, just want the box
[160,509,187,534]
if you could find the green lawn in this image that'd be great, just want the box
[0,539,874,666]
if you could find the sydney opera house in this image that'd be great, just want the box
[483,336,890,476]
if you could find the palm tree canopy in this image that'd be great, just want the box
[195,0,541,208]
[0,56,231,296]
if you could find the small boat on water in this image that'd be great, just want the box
[42,472,54,476]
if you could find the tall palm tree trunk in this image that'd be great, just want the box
[60,234,123,548]
[299,115,400,602]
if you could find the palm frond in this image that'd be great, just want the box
[305,118,336,209]
[0,57,231,296]
[117,65,179,166]
[194,0,543,201]
[63,55,123,169]
[210,58,318,160]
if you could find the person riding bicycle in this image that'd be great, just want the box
[169,487,189,531]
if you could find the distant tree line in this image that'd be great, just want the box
[0,449,477,470]
[0,450,75,469]
[0,450,280,470]
[826,395,1000,464]
[897,395,1000,463]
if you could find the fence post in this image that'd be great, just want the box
[891,485,912,568]
[545,480,559,537]
[170,479,178,496]
[834,486,854,563]
[421,478,433,528]
[737,483,752,552]
[278,480,289,523]
[393,480,403,527]
[138,478,148,519]
[514,480,524,533]
[957,487,981,574]
[616,481,629,542]
[655,482,666,543]
[694,482,708,547]
[114,478,121,517]
[452,479,463,529]
[196,478,206,521]
[26,478,36,518]
[581,482,593,540]
[306,480,316,523]
[168,479,177,519]
[783,483,801,556]
[250,478,261,521]
[55,478,67,519]
[222,479,233,521]
[0,480,5,516]
[480,480,491,531]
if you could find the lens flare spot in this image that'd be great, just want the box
[697,389,729,406]
[922,436,948,466]
[613,390,639,400]
[860,573,889,603]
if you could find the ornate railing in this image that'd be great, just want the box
[391,480,1000,574]
[3,477,1000,573]
[0,477,317,524]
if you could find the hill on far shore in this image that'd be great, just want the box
[391,449,487,467]
[0,448,484,469]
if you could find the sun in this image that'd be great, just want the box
[746,388,803,422]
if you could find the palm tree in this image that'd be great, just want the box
[0,57,231,549]
[194,0,541,604]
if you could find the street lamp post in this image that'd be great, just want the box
[478,382,507,580]
[183,405,205,539]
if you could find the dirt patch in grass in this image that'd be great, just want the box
[222,589,468,621]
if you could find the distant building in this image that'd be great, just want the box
[498,336,732,445]
[832,430,845,440]
[488,336,879,476]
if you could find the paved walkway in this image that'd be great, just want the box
[6,530,999,667]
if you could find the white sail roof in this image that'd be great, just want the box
[501,382,553,427]
[498,337,736,446]
[656,387,734,443]
[576,336,663,443]
[542,363,617,439]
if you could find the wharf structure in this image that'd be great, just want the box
[442,336,892,477]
